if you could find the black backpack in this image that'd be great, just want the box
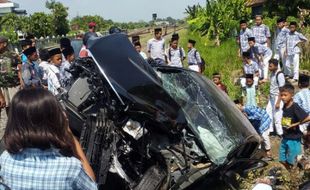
[194,50,206,73]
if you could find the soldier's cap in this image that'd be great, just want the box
[0,36,8,43]
[49,48,62,57]
[245,74,254,79]
[248,37,255,42]
[24,47,37,57]
[188,39,196,44]
[212,72,221,78]
[154,28,162,33]
[62,46,74,58]
[20,39,32,48]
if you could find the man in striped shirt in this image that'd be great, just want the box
[251,15,271,47]
[237,20,253,55]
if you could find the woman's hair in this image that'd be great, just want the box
[4,88,78,158]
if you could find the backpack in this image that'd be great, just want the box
[276,71,284,86]
[194,50,206,73]
[168,48,183,62]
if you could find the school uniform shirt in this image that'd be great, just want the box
[250,43,272,58]
[294,88,310,114]
[243,60,259,74]
[147,38,165,60]
[269,71,285,97]
[165,47,186,68]
[0,148,97,190]
[244,85,257,107]
[282,103,308,139]
[251,24,271,45]
[275,27,290,50]
[39,61,50,85]
[60,60,72,87]
[286,31,308,56]
[244,106,271,134]
[21,61,42,88]
[239,28,253,52]
[47,64,61,96]
[187,48,202,65]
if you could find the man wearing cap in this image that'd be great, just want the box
[187,39,202,72]
[237,20,253,55]
[0,36,21,136]
[47,48,63,96]
[21,46,42,88]
[274,18,290,75]
[60,46,74,87]
[147,28,166,65]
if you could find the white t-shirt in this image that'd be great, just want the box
[39,61,50,81]
[147,38,165,60]
[47,64,61,96]
[165,47,186,68]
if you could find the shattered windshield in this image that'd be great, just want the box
[157,68,251,165]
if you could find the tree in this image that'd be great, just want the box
[0,13,25,42]
[29,12,54,38]
[187,0,251,45]
[46,0,70,36]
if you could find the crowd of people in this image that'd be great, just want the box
[0,15,309,189]
[233,15,310,171]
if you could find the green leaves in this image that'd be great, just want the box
[186,0,251,44]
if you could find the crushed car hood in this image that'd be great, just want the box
[88,34,187,129]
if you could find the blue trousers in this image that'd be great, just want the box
[279,138,301,165]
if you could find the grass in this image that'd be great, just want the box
[178,31,243,99]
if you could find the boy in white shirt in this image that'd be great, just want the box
[147,28,165,65]
[134,42,147,60]
[60,46,74,87]
[165,37,186,68]
[47,48,62,96]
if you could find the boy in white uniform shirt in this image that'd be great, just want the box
[147,28,165,65]
[60,46,74,87]
[47,48,62,96]
[165,37,186,68]
[285,21,308,81]
[187,39,202,72]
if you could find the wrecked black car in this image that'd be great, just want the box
[60,33,264,190]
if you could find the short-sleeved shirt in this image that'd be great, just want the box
[239,28,254,52]
[275,27,290,50]
[147,38,165,60]
[47,64,61,95]
[269,71,285,97]
[165,47,186,68]
[286,31,308,55]
[244,85,257,107]
[60,61,72,87]
[251,24,271,45]
[282,103,308,139]
[39,61,50,85]
[0,148,97,190]
[0,51,20,88]
[250,43,272,58]
[294,88,310,114]
[139,51,147,60]
[22,61,42,88]
[187,48,202,65]
[243,60,259,74]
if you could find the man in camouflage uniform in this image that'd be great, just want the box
[0,36,20,138]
